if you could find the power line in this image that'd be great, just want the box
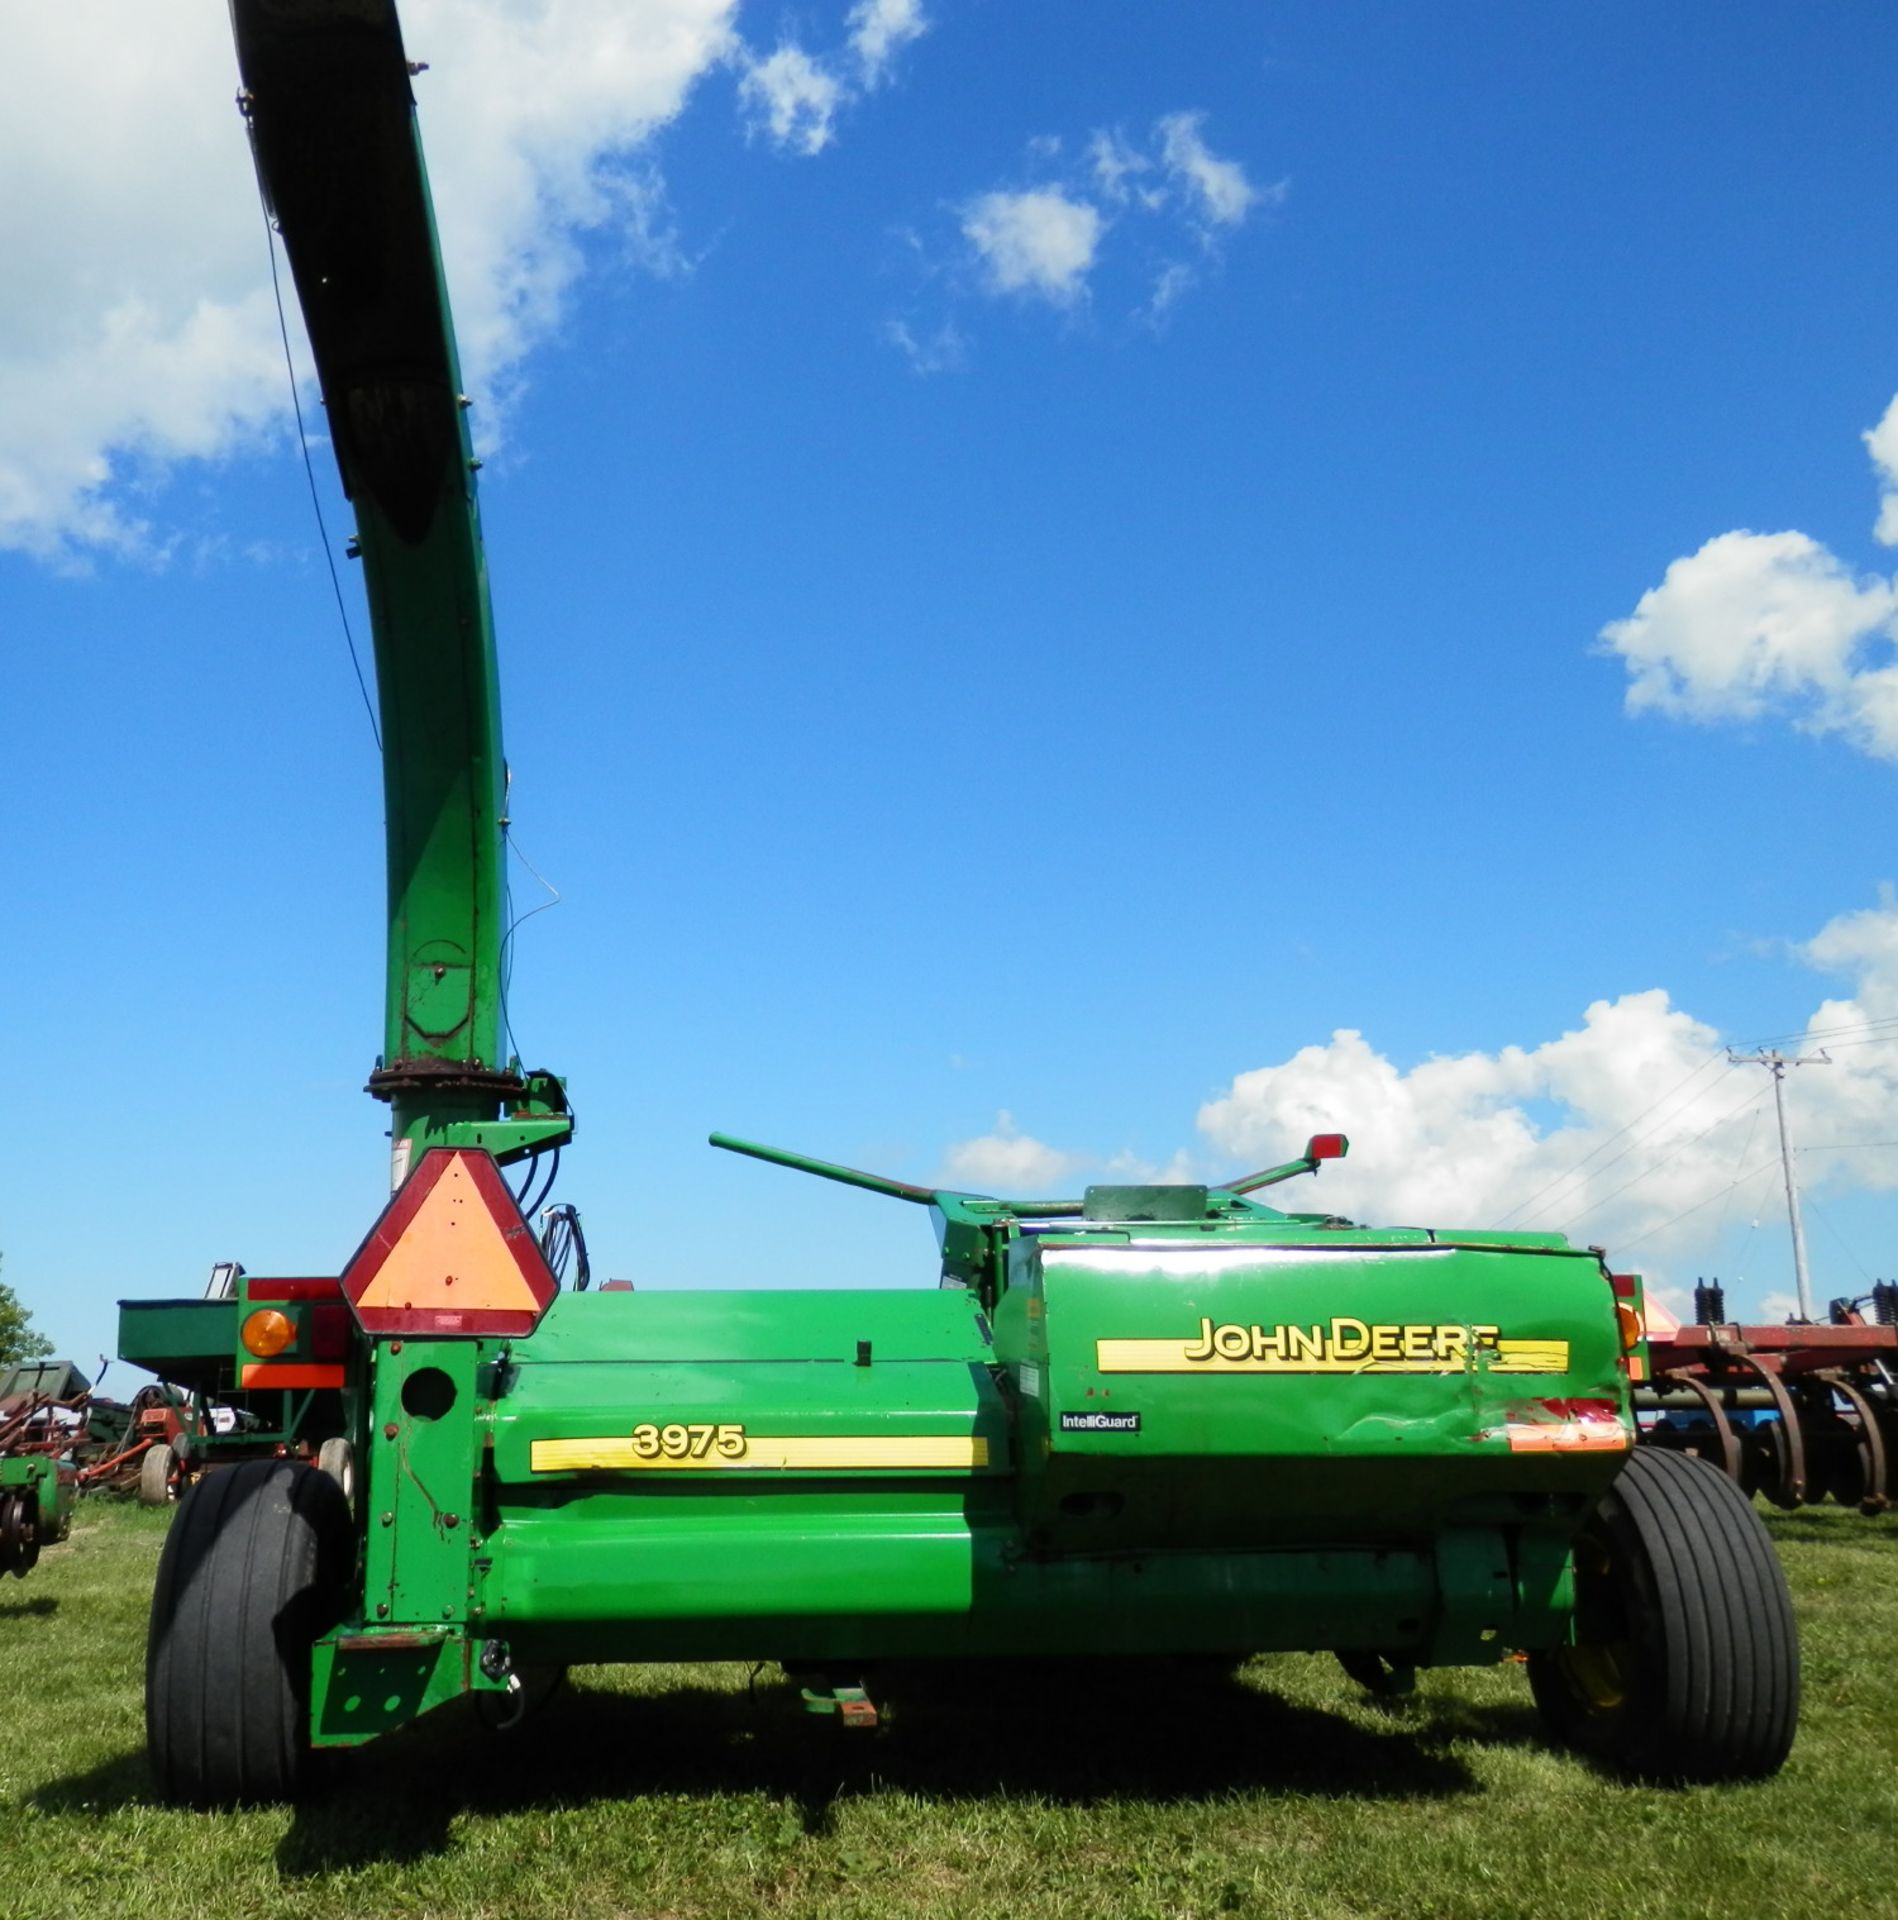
[1710,1097,1765,1250]
[1613,1151,1784,1258]
[1538,1072,1761,1228]
[1737,1010,1898,1051]
[1557,1077,1771,1237]
[1490,1048,1734,1229]
[1803,1191,1874,1288]
[260,206,380,753]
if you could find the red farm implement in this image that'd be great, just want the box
[1635,1282,1898,1514]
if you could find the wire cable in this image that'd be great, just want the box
[1490,1049,1734,1229]
[1709,1098,1764,1251]
[520,1145,561,1219]
[1803,1192,1874,1287]
[1557,1077,1773,1237]
[1737,1009,1898,1052]
[1612,1150,1785,1257]
[260,207,380,753]
[538,1204,589,1291]
[496,764,564,1071]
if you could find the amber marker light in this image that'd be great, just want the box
[241,1307,296,1359]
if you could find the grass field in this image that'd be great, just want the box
[3,1502,1895,1920]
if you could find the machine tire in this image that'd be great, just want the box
[146,1459,352,1805]
[316,1437,356,1510]
[1529,1447,1798,1783]
[139,1442,177,1507]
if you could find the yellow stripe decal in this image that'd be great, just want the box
[531,1435,989,1474]
[1493,1340,1572,1374]
[1096,1332,1573,1375]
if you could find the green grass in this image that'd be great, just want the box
[3,1502,1896,1920]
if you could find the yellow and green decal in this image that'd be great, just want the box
[531,1424,989,1473]
[1097,1317,1570,1375]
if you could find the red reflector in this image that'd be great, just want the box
[342,1148,557,1339]
[1610,1272,1638,1299]
[246,1277,345,1303]
[1306,1132,1348,1162]
[310,1303,352,1359]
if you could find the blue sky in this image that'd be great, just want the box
[9,1,1898,1369]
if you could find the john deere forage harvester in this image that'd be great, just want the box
[124,0,1798,1804]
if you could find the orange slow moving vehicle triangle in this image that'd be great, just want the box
[343,1148,557,1336]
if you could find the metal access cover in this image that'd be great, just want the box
[1082,1185,1210,1223]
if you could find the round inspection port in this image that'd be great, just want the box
[401,1366,457,1421]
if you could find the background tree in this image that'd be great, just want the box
[0,1257,55,1369]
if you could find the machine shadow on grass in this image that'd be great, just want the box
[30,1659,1489,1876]
[272,1664,1484,1875]
[1762,1511,1892,1550]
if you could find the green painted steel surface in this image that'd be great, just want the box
[231,0,557,1166]
[166,0,1655,1766]
[304,1208,1630,1739]
[117,1300,237,1389]
[312,1629,490,1746]
[999,1230,1627,1542]
[0,1455,75,1555]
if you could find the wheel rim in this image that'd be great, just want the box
[1553,1637,1631,1713]
[1555,1532,1636,1716]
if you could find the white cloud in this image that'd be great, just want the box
[942,1112,1086,1193]
[1140,261,1196,331]
[1604,529,1898,751]
[962,189,1103,305]
[1156,111,1259,227]
[1194,900,1898,1309]
[946,111,1269,330]
[1865,394,1898,546]
[1603,401,1898,760]
[884,316,967,375]
[948,896,1898,1316]
[1087,130,1156,208]
[1197,993,1729,1243]
[737,43,844,156]
[848,0,928,87]
[736,1,926,157]
[605,164,698,281]
[0,0,738,561]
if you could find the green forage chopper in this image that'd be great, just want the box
[122,0,1798,1805]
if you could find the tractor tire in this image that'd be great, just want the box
[1529,1446,1798,1783]
[146,1459,351,1805]
[139,1442,176,1508]
[316,1437,356,1510]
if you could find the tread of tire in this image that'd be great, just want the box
[138,1442,173,1507]
[146,1459,348,1805]
[1603,1447,1798,1781]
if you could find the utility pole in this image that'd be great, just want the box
[1728,1047,1830,1322]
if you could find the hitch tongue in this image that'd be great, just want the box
[798,1676,879,1728]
